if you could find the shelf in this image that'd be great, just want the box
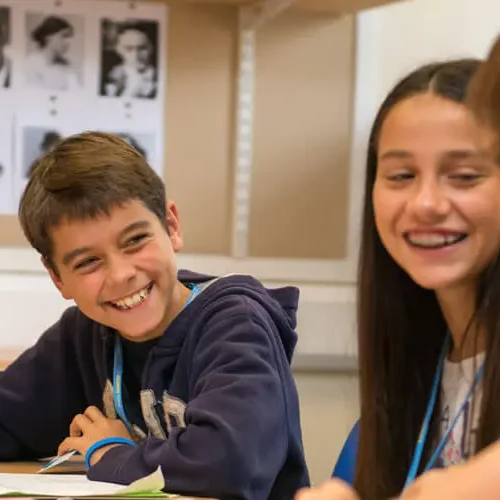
[169,0,406,14]
[294,0,405,13]
[292,354,358,373]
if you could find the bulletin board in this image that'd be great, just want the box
[0,0,356,262]
[0,0,167,244]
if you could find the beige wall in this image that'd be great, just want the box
[295,372,359,485]
[0,3,355,263]
[249,11,354,259]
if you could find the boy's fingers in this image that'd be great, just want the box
[58,437,77,456]
[69,413,92,436]
[84,406,106,423]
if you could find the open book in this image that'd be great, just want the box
[0,466,176,497]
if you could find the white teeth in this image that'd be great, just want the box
[407,234,464,248]
[445,235,460,245]
[111,284,152,310]
[410,235,446,246]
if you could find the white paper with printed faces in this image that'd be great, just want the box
[0,0,167,214]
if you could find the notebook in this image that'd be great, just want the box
[0,466,176,497]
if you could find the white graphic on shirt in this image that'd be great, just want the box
[162,393,187,433]
[102,380,147,442]
[140,389,167,439]
[102,381,187,441]
[437,354,483,467]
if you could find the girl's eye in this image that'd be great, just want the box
[449,173,482,183]
[386,172,414,182]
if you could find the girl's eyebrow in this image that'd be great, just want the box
[442,149,485,160]
[379,149,485,161]
[378,150,413,160]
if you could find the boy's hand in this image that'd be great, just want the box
[58,406,133,466]
[295,480,360,500]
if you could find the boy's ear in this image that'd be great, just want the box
[41,256,72,300]
[166,200,183,252]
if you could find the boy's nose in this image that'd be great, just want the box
[107,256,136,285]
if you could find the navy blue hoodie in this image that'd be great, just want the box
[0,271,310,499]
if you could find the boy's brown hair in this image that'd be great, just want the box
[467,34,500,158]
[19,131,166,269]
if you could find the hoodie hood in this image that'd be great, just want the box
[177,269,300,362]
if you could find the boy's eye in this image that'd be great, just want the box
[74,257,98,270]
[126,233,149,247]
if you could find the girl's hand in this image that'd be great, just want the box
[295,480,360,500]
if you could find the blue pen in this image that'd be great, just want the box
[37,449,78,473]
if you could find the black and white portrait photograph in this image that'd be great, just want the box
[24,11,84,92]
[99,18,159,99]
[115,131,151,159]
[114,130,159,171]
[21,126,63,179]
[0,115,13,214]
[0,6,11,89]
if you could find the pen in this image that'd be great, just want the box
[37,449,78,473]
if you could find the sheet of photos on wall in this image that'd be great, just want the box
[0,0,167,214]
[0,113,14,215]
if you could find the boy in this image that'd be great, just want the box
[1,131,310,499]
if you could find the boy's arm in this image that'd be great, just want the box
[0,309,87,459]
[87,297,295,498]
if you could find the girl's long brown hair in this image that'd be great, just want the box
[354,58,500,499]
[466,31,500,465]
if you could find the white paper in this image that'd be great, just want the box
[0,112,14,214]
[13,110,85,209]
[0,466,166,497]
[84,124,161,176]
[0,0,168,215]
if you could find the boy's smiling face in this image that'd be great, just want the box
[46,200,191,342]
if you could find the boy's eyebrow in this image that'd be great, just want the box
[61,220,152,266]
[119,220,152,237]
[62,247,92,266]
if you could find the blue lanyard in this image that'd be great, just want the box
[112,284,200,434]
[404,334,485,489]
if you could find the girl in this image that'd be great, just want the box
[298,53,500,500]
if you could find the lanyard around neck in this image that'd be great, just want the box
[404,334,485,489]
[112,284,200,434]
